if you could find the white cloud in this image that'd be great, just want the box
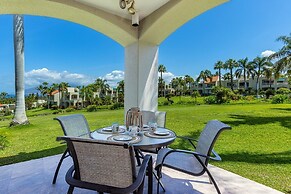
[162,72,176,84]
[261,50,275,57]
[24,68,177,89]
[25,68,94,87]
[102,70,124,87]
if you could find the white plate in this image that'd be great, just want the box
[154,129,170,136]
[102,127,112,132]
[113,135,133,141]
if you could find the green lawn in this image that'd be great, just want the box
[0,103,290,193]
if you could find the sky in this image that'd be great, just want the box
[0,0,290,94]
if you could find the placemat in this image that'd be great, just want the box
[144,131,176,139]
[96,126,126,134]
[107,134,142,144]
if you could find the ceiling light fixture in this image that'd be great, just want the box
[119,0,136,15]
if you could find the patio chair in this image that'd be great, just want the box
[139,110,167,153]
[126,107,143,128]
[52,114,92,184]
[58,136,153,194]
[155,120,231,194]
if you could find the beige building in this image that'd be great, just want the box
[195,76,289,95]
[48,87,82,108]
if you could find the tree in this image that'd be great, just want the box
[58,82,70,108]
[11,15,29,126]
[263,63,279,89]
[251,57,272,97]
[95,78,110,98]
[0,92,8,101]
[158,64,167,97]
[116,80,125,103]
[269,33,291,74]
[223,59,238,91]
[235,57,253,91]
[214,61,224,87]
[196,70,212,95]
[184,75,194,95]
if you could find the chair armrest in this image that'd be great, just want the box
[66,156,153,193]
[176,135,198,149]
[155,148,210,170]
[210,149,221,161]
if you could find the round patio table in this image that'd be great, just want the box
[91,126,176,149]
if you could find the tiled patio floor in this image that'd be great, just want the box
[0,154,283,194]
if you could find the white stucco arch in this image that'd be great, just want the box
[0,0,137,46]
[0,0,228,112]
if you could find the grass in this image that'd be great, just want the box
[0,103,291,193]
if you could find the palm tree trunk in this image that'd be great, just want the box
[219,69,222,87]
[11,15,29,126]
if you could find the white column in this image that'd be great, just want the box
[124,41,158,113]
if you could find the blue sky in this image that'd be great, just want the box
[0,0,290,94]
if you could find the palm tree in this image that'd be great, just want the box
[251,57,272,97]
[223,72,231,81]
[269,33,291,73]
[196,70,212,95]
[214,61,224,87]
[116,80,125,103]
[184,75,194,95]
[0,92,8,100]
[223,59,238,91]
[58,82,69,108]
[95,78,110,98]
[158,64,167,97]
[235,57,253,91]
[11,15,29,126]
[262,65,274,89]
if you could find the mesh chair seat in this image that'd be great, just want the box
[155,120,231,194]
[52,114,92,184]
[60,136,153,194]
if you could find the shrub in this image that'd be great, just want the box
[110,102,124,110]
[65,107,75,112]
[212,87,234,104]
[204,95,216,104]
[276,88,291,95]
[163,101,170,106]
[87,105,98,112]
[265,89,275,99]
[52,109,62,114]
[0,135,8,150]
[271,94,288,104]
[50,105,58,110]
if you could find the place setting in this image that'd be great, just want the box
[107,125,142,144]
[96,122,126,134]
[144,127,176,139]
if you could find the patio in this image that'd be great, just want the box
[0,153,283,194]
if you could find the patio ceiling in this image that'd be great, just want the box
[0,0,228,46]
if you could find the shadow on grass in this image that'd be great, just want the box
[0,145,66,166]
[270,107,291,112]
[219,150,291,164]
[223,114,291,129]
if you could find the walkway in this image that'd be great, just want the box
[0,154,283,194]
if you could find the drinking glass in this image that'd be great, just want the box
[111,122,119,134]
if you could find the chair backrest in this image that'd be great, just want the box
[54,114,92,138]
[62,136,136,188]
[155,111,167,128]
[195,120,231,165]
[141,110,167,128]
[126,107,143,128]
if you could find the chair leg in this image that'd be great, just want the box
[67,186,74,194]
[134,149,142,166]
[154,172,165,194]
[52,148,69,184]
[205,168,221,194]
